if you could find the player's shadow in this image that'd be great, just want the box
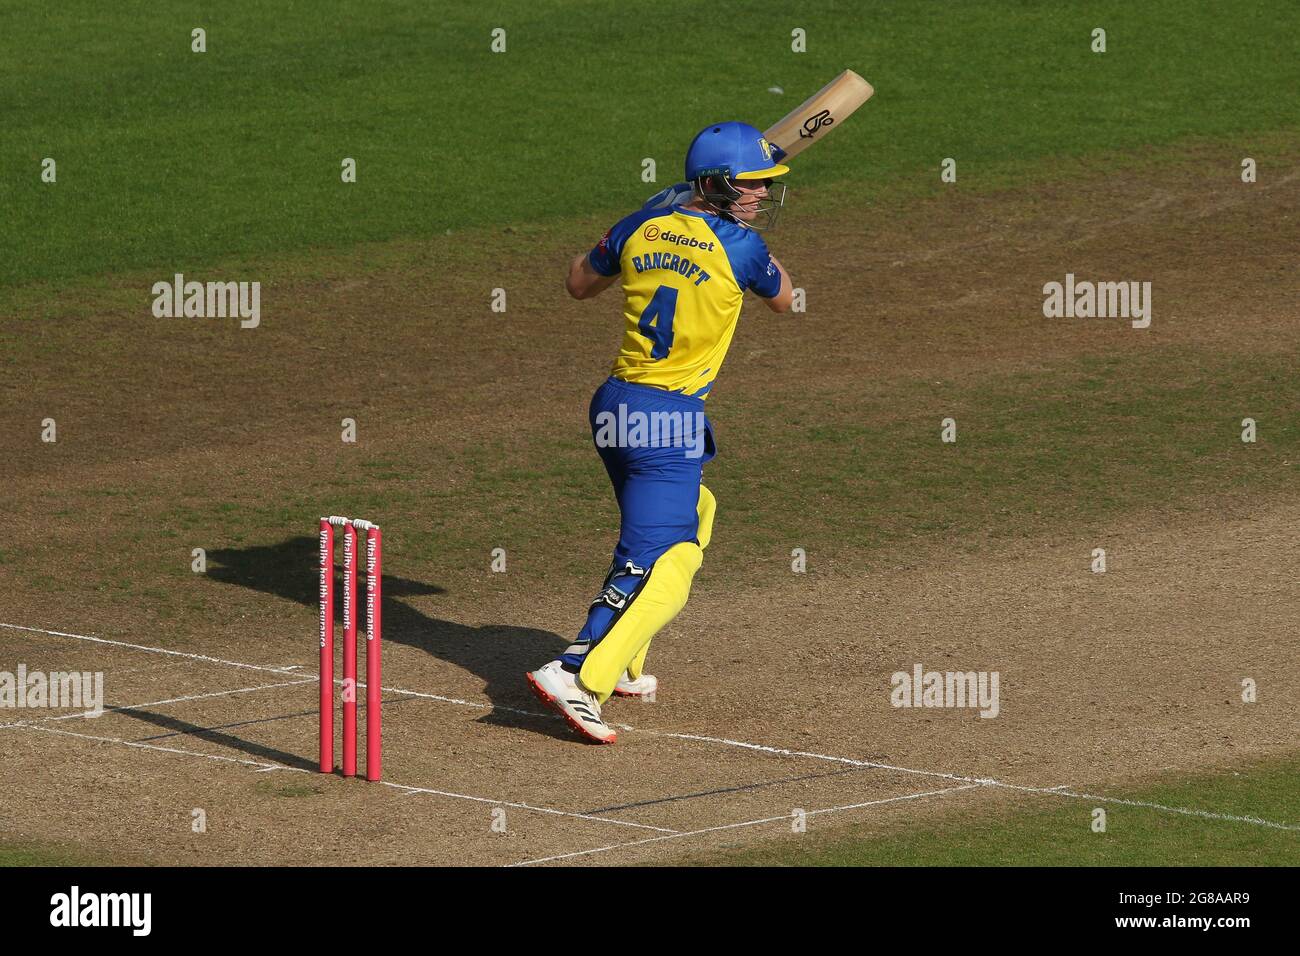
[120,707,318,771]
[206,537,573,739]
[206,535,439,607]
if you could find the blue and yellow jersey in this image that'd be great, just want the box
[587,207,782,400]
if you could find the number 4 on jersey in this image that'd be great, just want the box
[637,285,678,359]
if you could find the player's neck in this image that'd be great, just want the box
[680,198,719,216]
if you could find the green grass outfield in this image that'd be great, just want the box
[687,756,1300,865]
[3,0,1297,289]
[0,842,108,867]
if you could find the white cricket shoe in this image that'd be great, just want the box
[525,661,617,744]
[613,671,658,698]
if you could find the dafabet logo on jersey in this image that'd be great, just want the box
[642,224,716,252]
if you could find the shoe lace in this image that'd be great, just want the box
[574,678,601,713]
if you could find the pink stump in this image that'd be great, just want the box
[342,522,358,778]
[365,526,383,782]
[318,519,334,774]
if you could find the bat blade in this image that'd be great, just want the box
[764,69,874,161]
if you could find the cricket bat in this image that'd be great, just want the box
[764,69,875,161]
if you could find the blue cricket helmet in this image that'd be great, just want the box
[684,121,791,181]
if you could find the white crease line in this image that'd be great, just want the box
[11,620,1297,833]
[382,782,676,833]
[656,734,1300,831]
[656,732,974,780]
[1043,790,1300,831]
[10,703,672,835]
[1,678,318,729]
[0,623,300,675]
[510,783,984,866]
[0,621,553,720]
[24,724,305,773]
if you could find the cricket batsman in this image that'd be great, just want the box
[525,121,795,742]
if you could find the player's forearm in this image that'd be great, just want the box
[566,253,617,300]
[565,253,588,297]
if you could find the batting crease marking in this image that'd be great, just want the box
[2,670,671,834]
[9,621,1296,834]
[1,678,316,729]
[382,782,676,833]
[510,783,985,866]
